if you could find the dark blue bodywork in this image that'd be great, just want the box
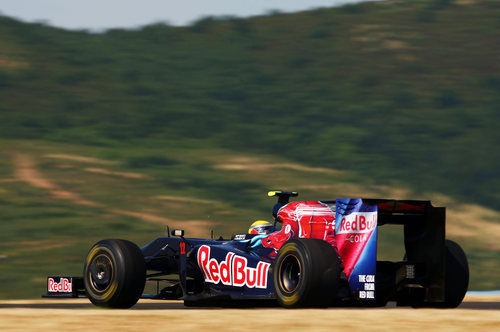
[141,235,277,301]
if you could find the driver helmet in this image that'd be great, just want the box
[248,220,274,234]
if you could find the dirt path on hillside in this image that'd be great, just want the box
[215,156,344,174]
[11,153,210,235]
[44,153,118,165]
[12,153,98,206]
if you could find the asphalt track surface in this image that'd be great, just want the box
[0,295,498,331]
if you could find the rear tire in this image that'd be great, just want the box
[83,239,146,308]
[273,238,341,308]
[440,239,469,308]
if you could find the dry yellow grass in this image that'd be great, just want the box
[0,296,498,332]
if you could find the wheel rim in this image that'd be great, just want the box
[278,254,302,294]
[88,253,114,293]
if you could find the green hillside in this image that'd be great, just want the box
[0,0,499,298]
[0,140,498,298]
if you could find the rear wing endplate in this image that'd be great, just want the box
[366,199,446,302]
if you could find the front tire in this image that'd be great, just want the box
[83,239,146,308]
[273,238,341,308]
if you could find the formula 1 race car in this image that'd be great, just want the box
[44,191,469,308]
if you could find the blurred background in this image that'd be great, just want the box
[0,0,498,298]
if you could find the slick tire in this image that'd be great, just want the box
[83,239,146,309]
[273,238,341,308]
[440,239,469,308]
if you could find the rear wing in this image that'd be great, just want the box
[365,199,446,303]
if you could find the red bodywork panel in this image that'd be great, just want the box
[262,201,337,250]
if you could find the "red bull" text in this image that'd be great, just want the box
[337,212,377,234]
[48,278,72,292]
[197,245,270,289]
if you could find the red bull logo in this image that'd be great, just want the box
[197,245,270,289]
[337,212,377,234]
[48,277,72,293]
[336,210,378,278]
